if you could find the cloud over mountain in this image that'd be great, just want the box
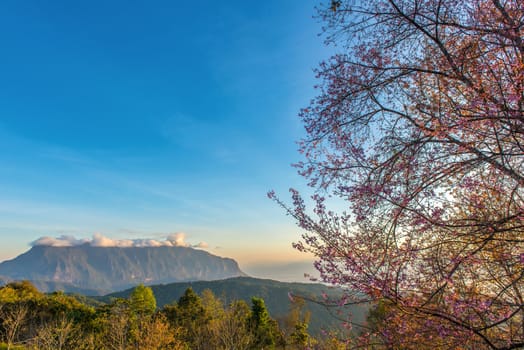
[1,237,244,294]
[31,233,208,249]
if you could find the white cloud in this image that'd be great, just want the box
[31,235,89,247]
[193,242,209,248]
[166,232,189,247]
[30,233,208,249]
[91,233,134,247]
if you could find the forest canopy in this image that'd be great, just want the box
[0,281,353,349]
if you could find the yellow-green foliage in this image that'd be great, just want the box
[0,342,25,350]
[0,281,43,303]
[0,282,324,349]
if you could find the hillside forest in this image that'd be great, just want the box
[0,280,368,350]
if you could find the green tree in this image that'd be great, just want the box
[0,282,97,350]
[200,289,224,320]
[129,284,156,317]
[0,281,41,302]
[249,297,276,349]
[126,285,158,350]
[173,287,207,326]
[163,287,208,349]
[289,322,309,349]
[281,296,312,348]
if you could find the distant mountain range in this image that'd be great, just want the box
[0,244,245,294]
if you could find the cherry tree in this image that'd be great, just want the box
[272,0,524,348]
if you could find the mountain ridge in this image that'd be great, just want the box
[0,244,246,294]
[101,276,369,336]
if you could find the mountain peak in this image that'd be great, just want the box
[0,245,245,294]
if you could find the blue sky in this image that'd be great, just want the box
[0,1,330,279]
